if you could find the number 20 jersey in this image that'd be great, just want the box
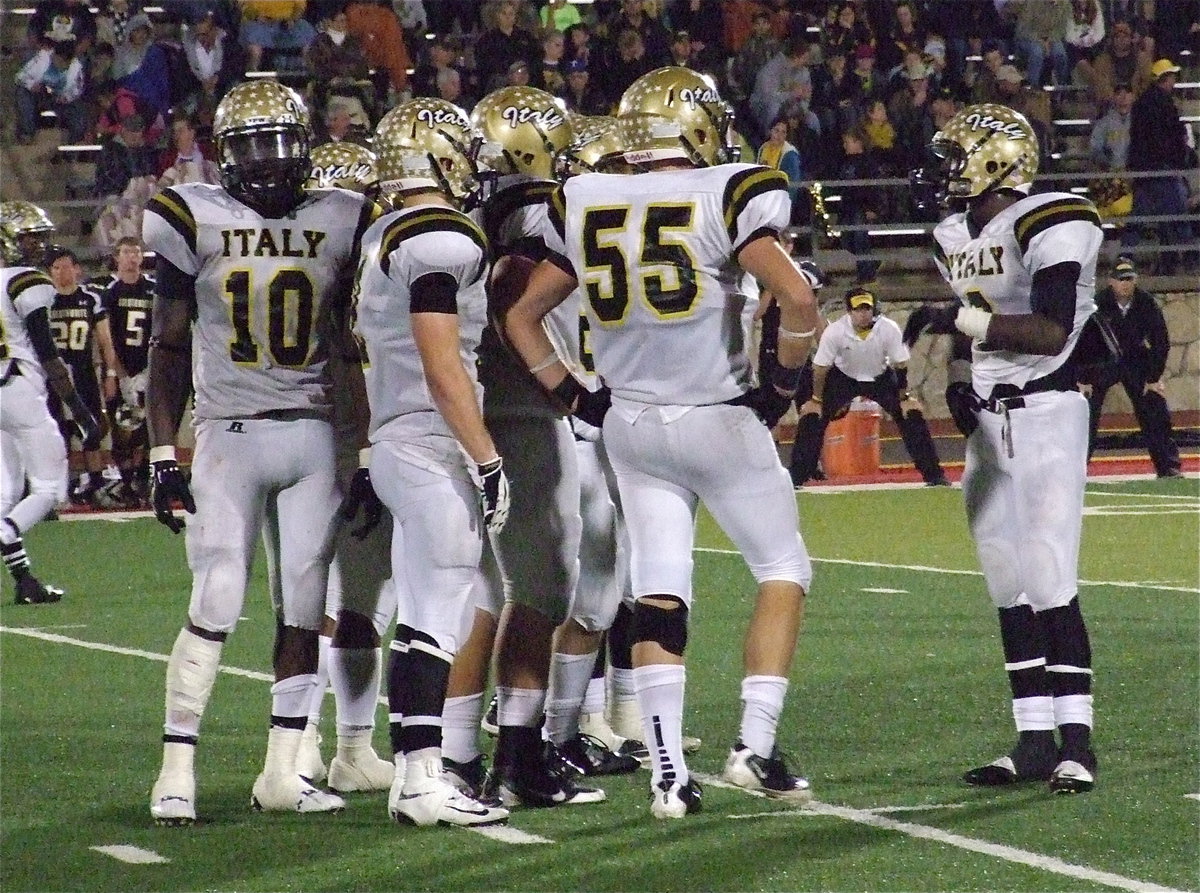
[932,190,1102,396]
[142,183,375,420]
[543,164,791,406]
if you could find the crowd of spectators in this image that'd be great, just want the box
[9,0,1199,271]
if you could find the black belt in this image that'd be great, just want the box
[0,361,21,387]
[982,368,1073,412]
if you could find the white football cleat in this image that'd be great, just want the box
[250,772,345,814]
[296,724,327,784]
[390,758,508,827]
[578,711,628,754]
[722,741,812,803]
[649,777,702,820]
[150,771,196,826]
[328,747,394,792]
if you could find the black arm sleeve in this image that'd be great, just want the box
[1030,261,1080,333]
[154,257,197,308]
[25,307,61,363]
[410,272,459,315]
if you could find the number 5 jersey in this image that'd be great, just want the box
[142,183,376,420]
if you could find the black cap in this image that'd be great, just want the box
[1112,256,1138,280]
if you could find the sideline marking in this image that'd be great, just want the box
[90,845,169,865]
[730,802,966,819]
[1186,794,1200,802]
[695,775,1184,893]
[469,825,552,845]
[861,587,908,594]
[695,548,1200,594]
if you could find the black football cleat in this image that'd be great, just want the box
[553,733,640,777]
[963,733,1058,786]
[13,574,64,605]
[1049,748,1097,794]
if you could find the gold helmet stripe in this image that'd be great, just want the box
[379,207,488,279]
[146,188,198,255]
[1014,198,1100,256]
[8,269,53,300]
[723,167,788,241]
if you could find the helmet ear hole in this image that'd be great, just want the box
[985,160,999,173]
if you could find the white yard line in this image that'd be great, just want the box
[695,775,1185,893]
[90,845,169,864]
[695,548,1200,593]
[467,825,552,845]
[860,587,909,594]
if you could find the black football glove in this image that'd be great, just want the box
[945,381,981,439]
[150,459,196,534]
[477,457,510,535]
[902,303,960,347]
[747,383,792,428]
[66,393,101,445]
[574,385,611,428]
[796,259,826,290]
[338,465,384,539]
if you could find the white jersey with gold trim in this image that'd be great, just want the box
[932,191,1102,395]
[0,266,56,391]
[543,163,791,406]
[142,183,375,420]
[355,203,489,455]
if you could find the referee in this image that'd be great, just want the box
[790,286,949,486]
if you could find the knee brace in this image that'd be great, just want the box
[632,596,689,657]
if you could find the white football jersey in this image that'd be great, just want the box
[355,203,490,453]
[477,173,566,419]
[0,266,56,390]
[543,163,791,405]
[933,191,1102,395]
[142,184,376,420]
[813,313,908,381]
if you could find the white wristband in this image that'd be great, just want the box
[528,352,561,374]
[779,327,817,341]
[955,305,992,341]
[149,445,177,464]
[358,447,371,468]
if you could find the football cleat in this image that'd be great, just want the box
[443,754,489,798]
[650,776,703,820]
[250,772,345,814]
[722,741,812,803]
[13,574,63,605]
[553,733,640,777]
[577,711,627,753]
[1049,749,1097,795]
[150,771,196,826]
[328,746,394,793]
[962,734,1058,786]
[480,694,499,737]
[296,724,326,784]
[390,758,509,827]
[483,750,606,808]
[617,738,651,765]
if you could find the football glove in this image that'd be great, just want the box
[945,381,980,439]
[902,303,959,347]
[150,458,196,534]
[574,385,611,428]
[746,382,792,429]
[477,457,510,535]
[796,259,826,290]
[338,465,384,539]
[66,393,101,445]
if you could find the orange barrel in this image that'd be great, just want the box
[821,399,881,476]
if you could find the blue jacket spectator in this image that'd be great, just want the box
[112,13,170,117]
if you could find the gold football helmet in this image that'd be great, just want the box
[616,66,739,167]
[213,79,312,215]
[306,142,378,196]
[554,116,626,180]
[374,98,488,205]
[911,103,1039,210]
[0,200,55,266]
[470,86,573,179]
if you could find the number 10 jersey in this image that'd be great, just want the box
[143,183,375,420]
[544,164,791,406]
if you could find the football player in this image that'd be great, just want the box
[0,202,99,604]
[355,97,509,827]
[98,236,154,507]
[910,103,1103,793]
[292,141,396,796]
[143,80,374,824]
[504,66,823,818]
[467,85,605,808]
[44,246,120,506]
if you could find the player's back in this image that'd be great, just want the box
[933,190,1102,392]
[0,265,56,383]
[355,202,490,443]
[143,183,373,420]
[554,163,790,405]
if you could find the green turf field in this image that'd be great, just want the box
[2,478,1197,892]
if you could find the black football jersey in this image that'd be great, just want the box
[49,286,106,368]
[102,275,154,375]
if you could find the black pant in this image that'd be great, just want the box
[1086,366,1180,475]
[790,366,945,484]
[47,360,104,451]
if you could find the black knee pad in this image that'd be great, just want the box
[632,597,689,657]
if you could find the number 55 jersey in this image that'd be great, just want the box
[543,164,790,406]
[142,183,375,420]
